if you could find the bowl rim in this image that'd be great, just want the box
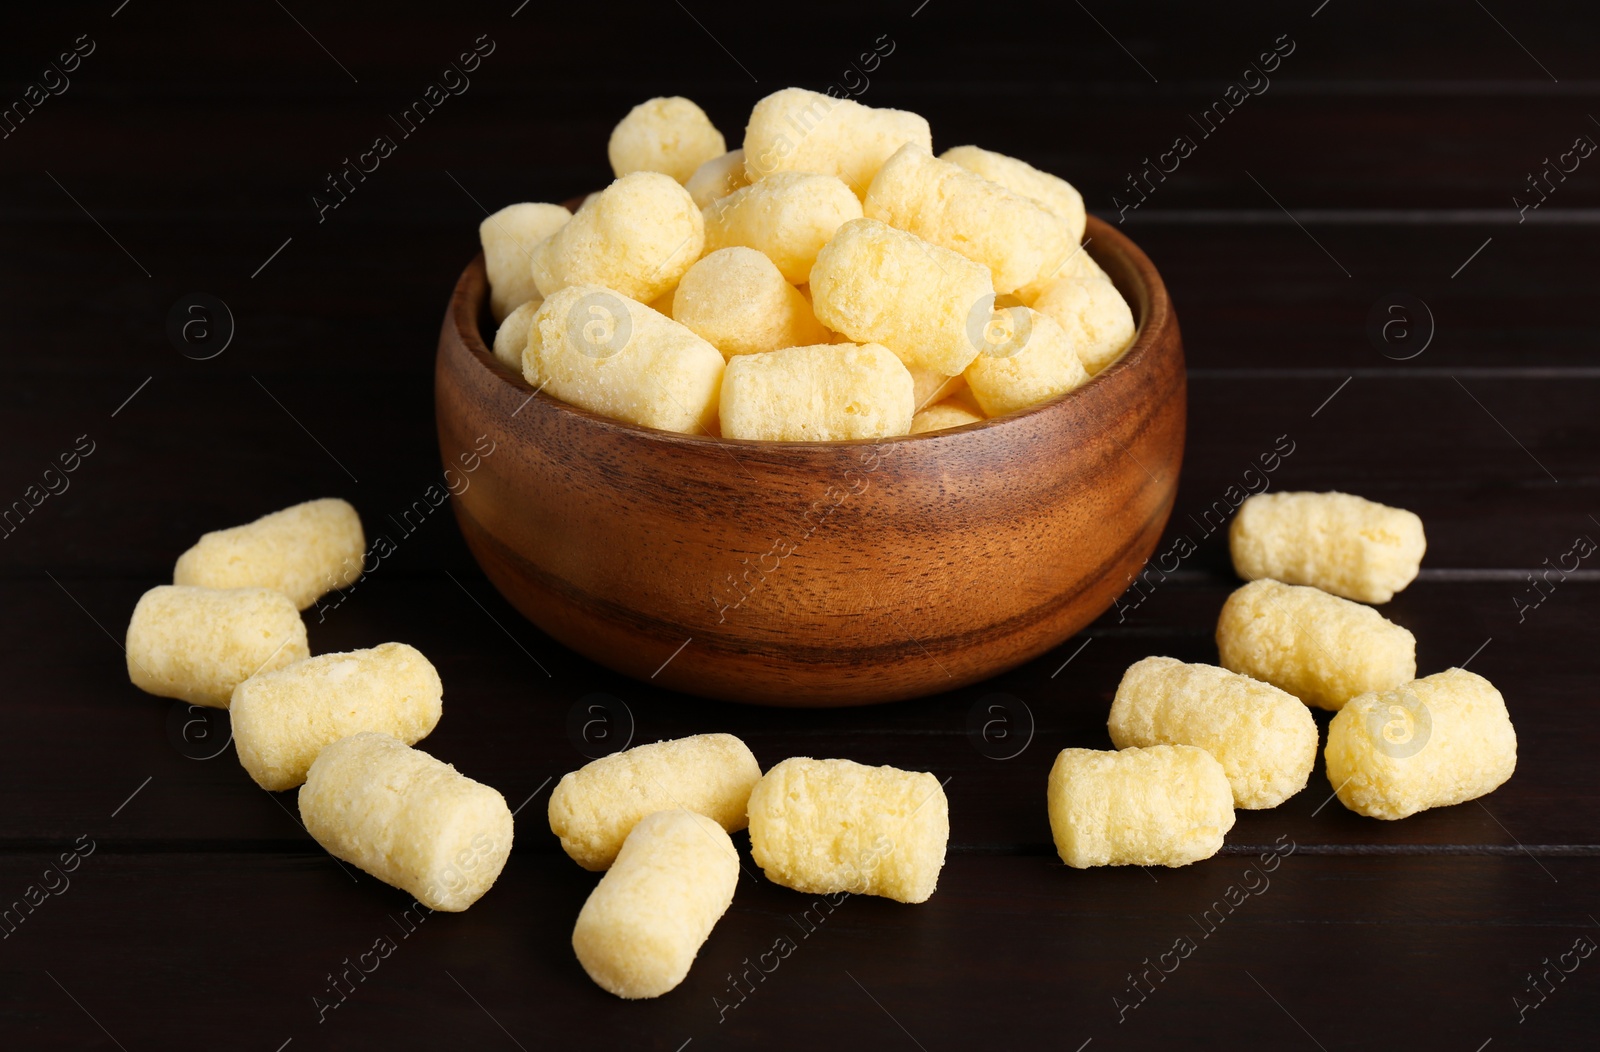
[450,212,1173,451]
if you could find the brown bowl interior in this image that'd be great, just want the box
[436,214,1185,705]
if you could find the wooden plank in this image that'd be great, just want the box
[9,201,1600,379]
[5,71,1596,207]
[5,217,1599,375]
[0,850,1594,1049]
[0,373,1592,577]
[3,2,1594,110]
[6,84,1598,216]
[2,575,1592,848]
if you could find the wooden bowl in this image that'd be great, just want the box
[436,215,1184,706]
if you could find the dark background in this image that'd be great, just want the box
[2,1,1597,1048]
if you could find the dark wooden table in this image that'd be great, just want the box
[3,2,1597,1048]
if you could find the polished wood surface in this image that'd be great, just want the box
[2,2,1597,1049]
[437,217,1184,705]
